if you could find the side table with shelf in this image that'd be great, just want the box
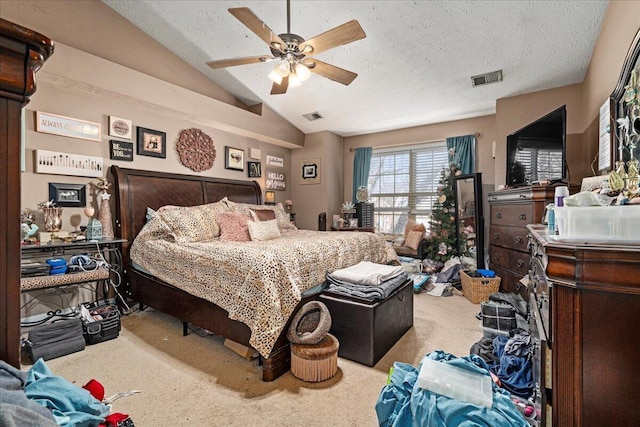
[20,238,126,325]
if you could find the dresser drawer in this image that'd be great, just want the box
[491,265,527,297]
[490,225,529,252]
[490,245,530,276]
[490,204,533,227]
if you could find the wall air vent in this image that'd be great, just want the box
[471,70,503,87]
[303,111,324,121]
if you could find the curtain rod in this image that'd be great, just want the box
[348,132,483,152]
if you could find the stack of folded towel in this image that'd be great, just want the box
[326,261,408,301]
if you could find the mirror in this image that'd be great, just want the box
[610,27,640,170]
[454,173,484,269]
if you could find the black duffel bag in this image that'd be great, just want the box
[26,318,85,362]
[481,300,517,332]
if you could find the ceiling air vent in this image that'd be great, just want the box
[471,70,503,87]
[303,111,324,121]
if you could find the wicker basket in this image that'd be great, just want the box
[460,270,501,304]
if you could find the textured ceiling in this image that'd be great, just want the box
[103,0,608,137]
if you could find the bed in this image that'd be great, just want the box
[110,166,396,381]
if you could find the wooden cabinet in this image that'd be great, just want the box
[528,225,640,427]
[0,19,53,367]
[488,186,555,294]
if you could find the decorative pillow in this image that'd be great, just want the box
[404,230,424,251]
[226,201,295,231]
[250,208,276,222]
[247,219,281,241]
[216,212,251,242]
[158,200,229,243]
[403,220,426,243]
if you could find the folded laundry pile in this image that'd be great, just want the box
[326,261,408,301]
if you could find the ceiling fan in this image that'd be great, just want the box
[206,0,366,95]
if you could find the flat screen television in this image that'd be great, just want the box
[506,105,566,187]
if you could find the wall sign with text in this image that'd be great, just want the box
[36,111,101,142]
[265,169,286,191]
[110,140,134,162]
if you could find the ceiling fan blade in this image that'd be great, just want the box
[308,60,358,85]
[271,76,289,95]
[299,20,366,56]
[229,7,287,51]
[206,56,274,69]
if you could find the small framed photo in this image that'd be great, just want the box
[108,116,132,140]
[137,127,166,158]
[48,183,86,207]
[301,158,321,184]
[225,146,244,171]
[349,218,359,228]
[248,161,261,177]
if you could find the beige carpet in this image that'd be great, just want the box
[42,292,482,426]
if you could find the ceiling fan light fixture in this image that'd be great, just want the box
[295,63,311,81]
[268,68,284,84]
[289,73,302,87]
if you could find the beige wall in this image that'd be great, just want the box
[495,84,584,188]
[22,43,293,232]
[291,131,343,230]
[343,115,497,198]
[582,1,640,171]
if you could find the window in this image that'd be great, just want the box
[367,142,448,234]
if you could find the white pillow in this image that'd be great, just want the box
[247,219,281,241]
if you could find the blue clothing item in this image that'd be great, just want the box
[24,359,110,427]
[491,335,534,398]
[375,351,529,427]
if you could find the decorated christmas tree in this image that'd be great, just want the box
[425,149,462,262]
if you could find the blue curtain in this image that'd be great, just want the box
[352,147,372,203]
[446,135,476,174]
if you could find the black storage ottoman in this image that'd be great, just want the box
[319,279,413,366]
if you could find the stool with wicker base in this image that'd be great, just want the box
[290,333,339,382]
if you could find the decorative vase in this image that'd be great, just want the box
[98,192,114,238]
[42,207,63,232]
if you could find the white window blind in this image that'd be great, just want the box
[368,142,448,234]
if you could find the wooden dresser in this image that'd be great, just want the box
[0,19,53,367]
[527,225,640,427]
[487,186,555,294]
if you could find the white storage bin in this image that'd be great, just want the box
[553,205,640,243]
[417,357,493,408]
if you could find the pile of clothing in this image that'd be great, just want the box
[375,350,529,426]
[470,330,534,399]
[326,261,408,302]
[0,358,136,427]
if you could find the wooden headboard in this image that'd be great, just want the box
[109,166,262,264]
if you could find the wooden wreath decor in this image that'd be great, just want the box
[177,128,216,172]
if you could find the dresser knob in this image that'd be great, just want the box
[494,233,500,240]
[515,236,524,244]
[496,213,503,219]
[517,260,525,268]
[519,213,527,220]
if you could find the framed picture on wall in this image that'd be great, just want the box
[300,158,321,184]
[137,127,166,158]
[248,161,261,177]
[225,146,244,171]
[48,183,86,207]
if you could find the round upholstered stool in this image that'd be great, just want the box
[290,333,339,382]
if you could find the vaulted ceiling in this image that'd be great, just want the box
[103,0,608,137]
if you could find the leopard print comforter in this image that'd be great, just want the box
[130,221,398,357]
